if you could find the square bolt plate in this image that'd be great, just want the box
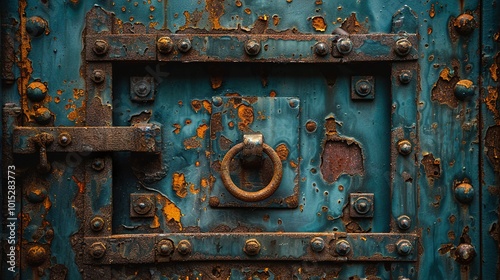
[130,193,156,218]
[351,76,375,100]
[130,76,156,102]
[349,193,374,218]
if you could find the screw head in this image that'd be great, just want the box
[157,239,175,256]
[399,71,412,84]
[454,79,475,100]
[91,158,105,171]
[90,216,105,232]
[454,182,475,204]
[133,80,152,97]
[26,245,47,267]
[314,42,329,56]
[335,240,351,256]
[454,14,475,35]
[310,237,325,252]
[336,38,353,54]
[244,39,261,56]
[397,140,412,156]
[157,37,174,54]
[395,39,412,56]
[34,107,52,125]
[89,242,106,259]
[397,215,412,231]
[93,39,109,56]
[455,243,476,264]
[353,197,371,215]
[244,239,261,256]
[177,240,192,255]
[132,196,153,215]
[58,132,72,147]
[177,38,192,53]
[92,69,105,83]
[396,239,413,256]
[355,80,372,97]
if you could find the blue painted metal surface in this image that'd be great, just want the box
[0,0,497,279]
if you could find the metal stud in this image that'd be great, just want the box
[314,42,329,56]
[455,243,476,264]
[395,38,412,56]
[397,140,412,156]
[335,240,351,256]
[177,240,192,255]
[89,242,106,259]
[157,239,175,256]
[91,69,105,83]
[244,239,261,255]
[90,216,105,232]
[177,38,192,53]
[244,40,261,56]
[310,237,325,252]
[92,39,109,56]
[157,37,174,54]
[397,215,412,230]
[336,38,353,54]
[396,239,412,256]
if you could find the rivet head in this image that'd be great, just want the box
[306,120,317,133]
[397,140,412,156]
[91,158,105,171]
[90,216,105,232]
[244,40,261,56]
[355,80,372,97]
[26,16,48,37]
[310,237,325,252]
[27,82,48,102]
[26,185,48,203]
[454,79,475,100]
[26,245,47,267]
[454,182,475,204]
[157,239,175,256]
[132,196,153,215]
[397,215,412,231]
[244,239,261,256]
[157,37,174,54]
[133,80,152,97]
[177,38,192,53]
[396,239,413,256]
[335,240,351,256]
[93,39,109,55]
[288,98,300,108]
[58,132,72,147]
[454,14,475,35]
[314,42,329,56]
[399,71,412,84]
[91,69,105,83]
[336,38,353,54]
[455,243,476,264]
[89,242,106,259]
[34,107,52,125]
[212,96,223,107]
[353,197,371,215]
[395,38,412,56]
[177,240,192,255]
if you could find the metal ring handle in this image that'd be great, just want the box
[220,142,283,202]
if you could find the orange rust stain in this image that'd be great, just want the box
[27,81,47,95]
[196,124,209,138]
[73,88,84,100]
[206,0,225,29]
[172,173,188,198]
[485,87,500,121]
[185,119,192,125]
[195,161,200,167]
[156,194,183,231]
[180,11,192,30]
[237,104,254,131]
[72,175,85,193]
[258,14,269,21]
[340,13,368,34]
[490,62,498,82]
[54,97,60,104]
[201,178,209,188]
[18,0,34,122]
[432,67,459,108]
[429,4,435,18]
[150,5,155,12]
[67,110,78,122]
[43,196,52,211]
[289,160,298,168]
[235,0,242,7]
[244,8,252,14]
[427,27,433,34]
[456,79,473,88]
[173,123,181,134]
[150,215,160,229]
[56,90,63,95]
[228,121,234,128]
[272,15,280,26]
[203,100,212,114]
[312,16,327,32]
[270,90,277,97]
[276,144,289,161]
[320,139,364,183]
[315,0,322,4]
[183,137,202,149]
[189,184,200,194]
[210,75,223,89]
[439,67,452,81]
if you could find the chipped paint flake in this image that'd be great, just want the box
[312,16,327,32]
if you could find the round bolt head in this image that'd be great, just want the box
[26,185,48,203]
[454,79,475,100]
[89,242,106,259]
[58,132,72,147]
[454,182,475,204]
[353,197,371,215]
[396,239,413,256]
[133,80,152,97]
[27,81,48,102]
[397,140,412,156]
[335,240,351,256]
[397,215,412,231]
[399,71,412,84]
[212,96,223,107]
[395,39,412,56]
[93,39,109,56]
[157,239,175,256]
[26,16,48,37]
[306,120,317,133]
[177,38,192,53]
[314,42,329,56]
[177,240,192,255]
[310,237,325,252]
[454,14,475,35]
[244,40,261,56]
[355,80,372,97]
[133,196,153,215]
[34,107,52,125]
[92,69,105,83]
[26,245,47,267]
[244,239,261,256]
[336,38,353,54]
[157,37,174,54]
[455,243,476,264]
[92,158,105,171]
[288,98,300,108]
[90,216,105,232]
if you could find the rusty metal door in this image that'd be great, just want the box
[1,0,499,279]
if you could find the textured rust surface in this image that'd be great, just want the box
[421,153,441,180]
[341,13,369,34]
[320,140,364,183]
[431,67,460,108]
[485,125,500,172]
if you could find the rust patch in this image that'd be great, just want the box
[183,137,202,150]
[203,100,212,114]
[438,243,454,255]
[210,75,223,89]
[191,100,202,112]
[429,4,435,18]
[237,104,254,131]
[320,140,364,183]
[197,124,209,138]
[421,153,441,179]
[485,87,500,121]
[235,0,242,7]
[341,13,369,34]
[485,125,500,172]
[150,215,160,229]
[490,53,499,81]
[211,112,223,140]
[311,16,327,32]
[73,88,84,100]
[219,135,233,150]
[272,15,280,26]
[189,184,200,194]
[173,123,181,134]
[275,144,289,161]
[18,0,34,122]
[131,154,166,183]
[71,175,85,194]
[156,194,183,232]
[205,0,225,29]
[244,8,251,15]
[431,67,460,108]
[172,173,188,198]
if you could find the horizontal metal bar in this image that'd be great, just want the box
[12,124,161,153]
[83,232,418,264]
[86,34,418,63]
